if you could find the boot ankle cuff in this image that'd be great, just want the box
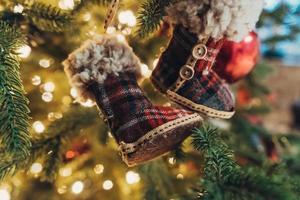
[165,0,264,42]
[63,34,141,102]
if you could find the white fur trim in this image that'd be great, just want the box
[165,0,264,42]
[63,34,141,102]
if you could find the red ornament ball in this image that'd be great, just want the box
[215,32,260,83]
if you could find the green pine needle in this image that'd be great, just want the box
[0,21,31,159]
[24,2,72,32]
[136,0,174,37]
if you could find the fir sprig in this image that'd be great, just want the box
[0,105,98,180]
[24,2,72,32]
[136,0,174,37]
[0,22,31,159]
[192,125,298,200]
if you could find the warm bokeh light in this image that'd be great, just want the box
[13,5,23,13]
[168,157,176,165]
[94,164,104,175]
[118,10,137,27]
[59,167,72,177]
[42,92,53,102]
[80,99,94,107]
[71,181,84,194]
[58,0,75,10]
[30,163,43,174]
[140,64,152,78]
[39,59,51,68]
[17,45,31,58]
[43,82,55,92]
[125,171,141,185]
[102,180,113,190]
[0,188,10,200]
[33,121,45,134]
[31,75,41,86]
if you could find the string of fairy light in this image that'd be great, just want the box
[0,1,186,199]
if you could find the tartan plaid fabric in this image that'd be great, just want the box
[151,26,235,114]
[89,72,201,158]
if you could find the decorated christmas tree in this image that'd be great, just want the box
[0,0,300,199]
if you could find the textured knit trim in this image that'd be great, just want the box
[120,113,202,154]
[166,90,235,119]
[165,0,264,42]
[63,34,141,102]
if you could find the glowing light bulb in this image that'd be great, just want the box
[30,162,43,174]
[106,26,116,34]
[0,188,10,200]
[71,181,84,194]
[168,157,176,165]
[140,64,151,78]
[94,164,104,174]
[83,12,92,21]
[13,4,24,13]
[42,92,53,102]
[176,173,184,180]
[32,75,41,86]
[244,35,253,43]
[58,0,75,10]
[59,167,72,177]
[70,88,78,98]
[33,121,45,134]
[116,34,125,42]
[17,45,31,58]
[43,82,55,92]
[125,171,140,185]
[118,10,137,27]
[39,59,51,68]
[57,185,67,194]
[80,99,94,107]
[103,180,113,190]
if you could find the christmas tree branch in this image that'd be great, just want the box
[23,2,72,32]
[0,22,31,159]
[136,0,174,37]
[192,125,298,200]
[0,105,99,180]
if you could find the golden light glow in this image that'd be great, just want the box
[58,0,75,10]
[43,82,55,92]
[33,121,45,134]
[140,64,152,78]
[0,188,10,200]
[57,185,67,194]
[59,167,72,177]
[83,12,92,21]
[80,99,94,107]
[106,26,117,34]
[71,181,84,194]
[30,163,43,174]
[102,180,113,190]
[94,164,104,174]
[13,4,24,13]
[42,92,53,102]
[118,10,137,27]
[168,157,176,165]
[39,59,51,68]
[70,88,78,98]
[176,173,184,180]
[17,45,32,58]
[125,171,141,185]
[116,34,126,42]
[32,75,41,86]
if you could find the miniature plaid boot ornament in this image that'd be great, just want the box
[63,35,203,166]
[151,0,264,119]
